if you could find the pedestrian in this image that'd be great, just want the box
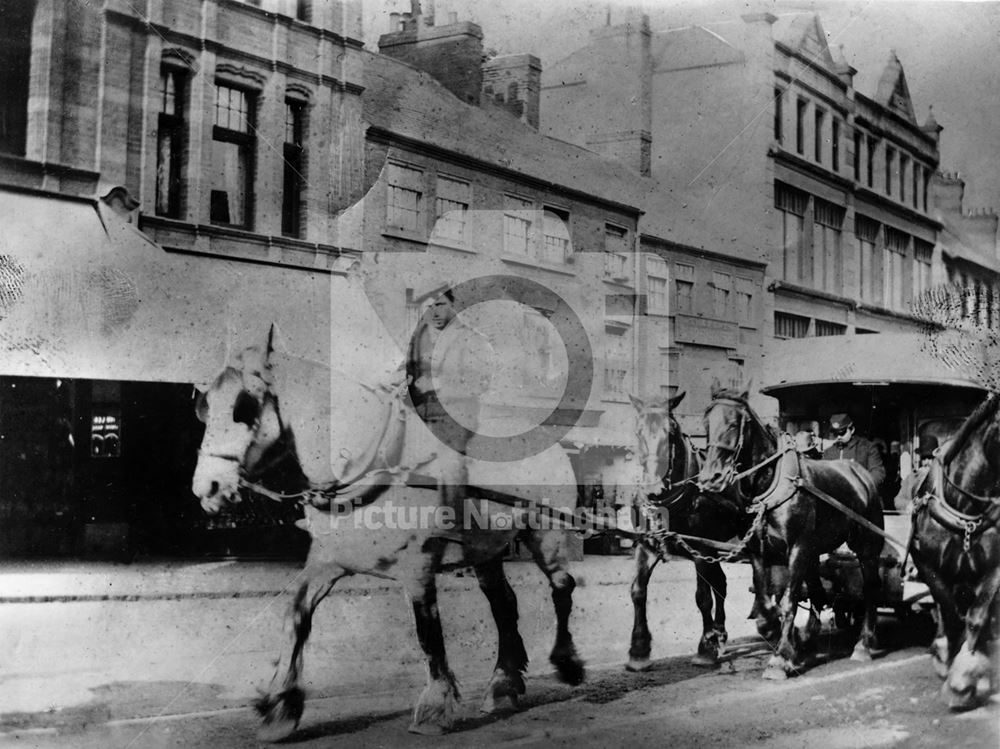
[406,287,495,536]
[821,413,887,491]
[894,434,939,513]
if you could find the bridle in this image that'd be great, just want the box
[636,410,698,503]
[701,397,788,497]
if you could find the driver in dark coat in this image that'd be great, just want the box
[821,413,886,491]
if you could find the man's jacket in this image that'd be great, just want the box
[822,436,887,488]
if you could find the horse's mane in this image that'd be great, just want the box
[942,393,1000,464]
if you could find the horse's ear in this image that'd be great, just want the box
[710,377,723,398]
[739,378,754,401]
[666,390,686,412]
[266,324,277,361]
[628,394,644,411]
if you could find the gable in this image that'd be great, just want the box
[875,52,917,124]
[774,14,837,72]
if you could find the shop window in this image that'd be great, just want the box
[282,99,306,238]
[156,66,187,218]
[210,84,256,227]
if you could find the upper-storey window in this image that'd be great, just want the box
[832,119,840,172]
[0,0,34,156]
[282,99,306,238]
[675,263,694,314]
[885,145,895,196]
[156,67,187,218]
[541,207,571,263]
[814,108,825,163]
[796,98,807,155]
[646,255,668,314]
[386,163,424,234]
[899,153,908,204]
[866,135,877,188]
[736,278,754,326]
[604,223,631,281]
[912,163,921,209]
[776,182,808,284]
[503,195,533,255]
[774,88,783,143]
[853,130,862,181]
[813,198,845,295]
[434,176,470,245]
[913,238,933,300]
[883,226,908,310]
[295,0,311,22]
[210,84,256,227]
[711,271,731,320]
[856,215,881,305]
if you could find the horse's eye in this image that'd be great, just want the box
[233,391,260,427]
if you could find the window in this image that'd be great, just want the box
[282,100,305,237]
[853,130,862,180]
[815,320,846,336]
[434,176,470,244]
[856,215,881,304]
[0,0,33,155]
[646,255,669,314]
[832,119,840,171]
[913,238,932,301]
[899,153,908,203]
[711,271,731,319]
[866,136,877,187]
[736,278,754,325]
[156,67,187,218]
[503,195,533,255]
[295,0,311,22]
[776,182,808,284]
[604,224,631,281]
[814,108,825,163]
[603,326,631,396]
[386,163,424,233]
[813,199,844,294]
[541,207,571,263]
[659,349,680,396]
[210,84,255,227]
[796,99,807,155]
[885,145,895,196]
[775,312,809,339]
[675,263,694,313]
[774,88,783,143]
[912,164,920,208]
[883,226,908,310]
[923,171,930,212]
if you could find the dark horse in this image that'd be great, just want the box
[901,394,1000,709]
[190,330,585,740]
[698,382,884,679]
[627,392,748,669]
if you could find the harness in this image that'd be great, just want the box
[912,457,1000,553]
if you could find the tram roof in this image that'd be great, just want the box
[761,333,991,395]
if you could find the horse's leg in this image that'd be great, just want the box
[749,552,779,642]
[474,555,528,713]
[800,563,827,654]
[914,557,963,679]
[763,545,808,680]
[692,560,727,666]
[849,552,881,662]
[523,530,585,685]
[943,565,1000,710]
[627,542,660,672]
[403,539,460,735]
[255,562,348,742]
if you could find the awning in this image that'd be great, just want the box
[761,333,989,395]
[0,188,368,384]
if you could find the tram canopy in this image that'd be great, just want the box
[761,333,990,395]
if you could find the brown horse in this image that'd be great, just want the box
[627,392,748,670]
[698,383,884,680]
[902,394,1000,709]
[190,330,585,740]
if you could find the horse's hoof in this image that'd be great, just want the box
[762,666,789,681]
[850,647,873,663]
[691,653,719,667]
[408,721,447,736]
[257,717,299,743]
[626,658,652,672]
[551,650,586,685]
[932,655,949,680]
[942,682,978,712]
[480,690,519,714]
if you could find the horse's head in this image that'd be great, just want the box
[698,379,751,493]
[191,335,285,515]
[943,393,1000,506]
[630,392,686,496]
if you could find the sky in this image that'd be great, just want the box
[362,0,1000,215]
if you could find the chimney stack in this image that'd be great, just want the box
[378,9,483,106]
[482,54,543,128]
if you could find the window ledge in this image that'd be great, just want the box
[382,228,427,245]
[430,238,477,254]
[602,275,634,288]
[500,254,577,276]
